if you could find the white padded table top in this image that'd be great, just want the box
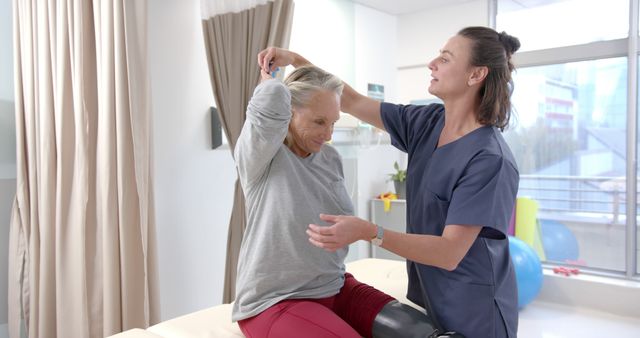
[110,258,411,338]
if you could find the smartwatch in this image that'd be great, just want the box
[371,224,384,247]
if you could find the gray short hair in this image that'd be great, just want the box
[283,65,344,109]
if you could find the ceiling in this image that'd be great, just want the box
[351,0,562,15]
[352,0,476,15]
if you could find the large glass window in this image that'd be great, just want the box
[498,0,628,52]
[504,58,628,271]
[498,0,637,276]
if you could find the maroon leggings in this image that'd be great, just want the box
[238,273,395,338]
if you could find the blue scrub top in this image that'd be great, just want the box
[381,102,519,338]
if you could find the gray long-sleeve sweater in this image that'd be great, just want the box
[231,79,353,322]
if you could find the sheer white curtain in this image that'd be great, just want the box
[8,1,159,337]
[200,0,294,303]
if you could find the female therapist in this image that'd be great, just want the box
[259,26,521,338]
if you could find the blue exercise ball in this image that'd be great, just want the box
[539,220,579,262]
[508,236,543,309]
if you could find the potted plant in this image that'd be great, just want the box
[388,161,407,199]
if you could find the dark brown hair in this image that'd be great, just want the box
[458,26,520,130]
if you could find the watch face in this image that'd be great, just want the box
[372,238,383,246]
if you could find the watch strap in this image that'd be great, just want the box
[371,224,384,246]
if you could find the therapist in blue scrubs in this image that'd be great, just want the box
[259,26,521,337]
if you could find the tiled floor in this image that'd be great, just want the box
[518,301,640,337]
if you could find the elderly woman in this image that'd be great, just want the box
[231,66,446,338]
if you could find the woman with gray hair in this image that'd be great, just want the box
[232,65,445,337]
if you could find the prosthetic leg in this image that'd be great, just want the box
[372,300,464,338]
[372,262,465,338]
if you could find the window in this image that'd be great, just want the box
[505,58,627,271]
[498,0,637,277]
[497,0,628,52]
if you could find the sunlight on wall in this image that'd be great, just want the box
[289,0,356,85]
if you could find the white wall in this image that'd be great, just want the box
[396,0,489,103]
[148,0,235,321]
[351,3,404,258]
[290,0,399,102]
[354,3,398,103]
[289,0,356,84]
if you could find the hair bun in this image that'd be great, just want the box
[498,31,521,57]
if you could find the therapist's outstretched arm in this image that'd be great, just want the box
[307,214,481,271]
[257,47,385,130]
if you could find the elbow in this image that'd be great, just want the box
[442,262,458,272]
[441,256,463,271]
[413,253,461,271]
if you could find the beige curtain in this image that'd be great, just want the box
[200,0,294,303]
[8,1,159,337]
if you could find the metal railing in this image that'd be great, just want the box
[518,175,633,224]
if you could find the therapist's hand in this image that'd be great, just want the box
[307,214,375,252]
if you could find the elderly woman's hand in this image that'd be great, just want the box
[257,47,307,74]
[306,214,375,252]
[259,68,273,83]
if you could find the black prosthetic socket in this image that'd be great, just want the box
[372,300,439,338]
[371,300,465,338]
